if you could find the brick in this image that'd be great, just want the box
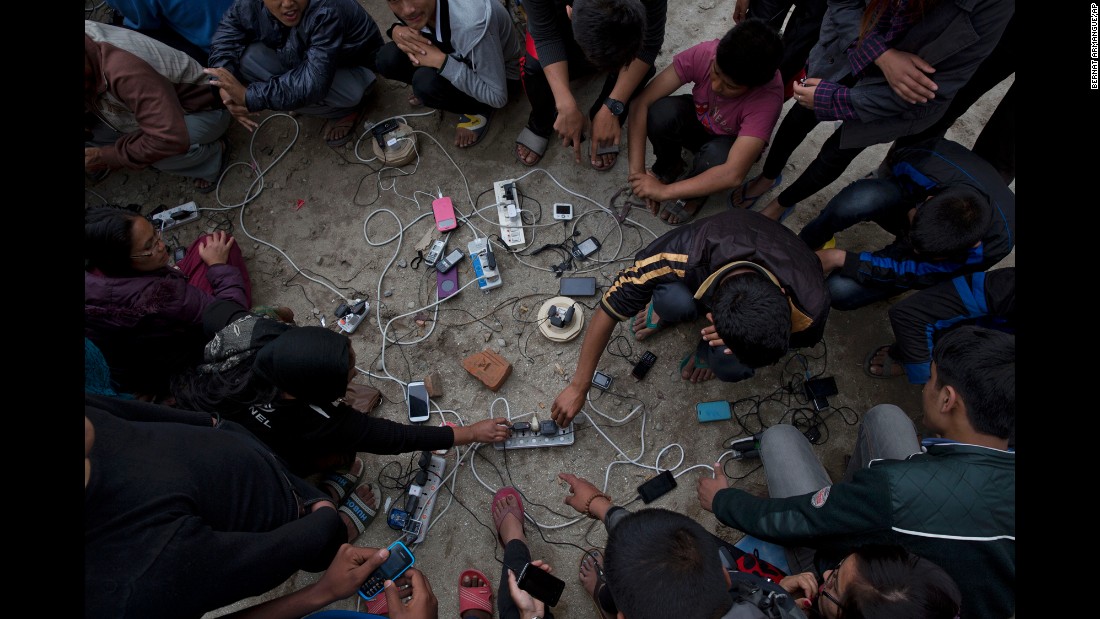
[423,371,444,398]
[461,349,513,392]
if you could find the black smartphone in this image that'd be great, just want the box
[637,469,677,504]
[559,276,597,297]
[407,380,430,423]
[571,236,602,259]
[804,376,838,411]
[357,541,415,601]
[517,561,566,606]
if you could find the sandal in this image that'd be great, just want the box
[458,569,494,617]
[194,137,231,194]
[491,486,526,548]
[863,344,905,379]
[660,196,706,226]
[679,349,715,383]
[729,173,783,210]
[319,456,366,502]
[631,303,663,340]
[456,110,494,149]
[590,144,619,172]
[514,127,548,167]
[338,480,381,539]
[324,103,369,148]
[580,549,615,619]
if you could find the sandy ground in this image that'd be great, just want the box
[85,1,1014,617]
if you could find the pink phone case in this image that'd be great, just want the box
[432,197,457,232]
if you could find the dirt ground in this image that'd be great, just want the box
[85,2,1014,617]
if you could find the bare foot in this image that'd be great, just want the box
[866,346,905,377]
[591,151,617,170]
[515,143,541,166]
[455,125,479,148]
[408,94,423,106]
[579,550,614,619]
[339,482,376,542]
[758,200,785,221]
[194,178,214,191]
[631,305,662,341]
[680,354,716,383]
[492,492,525,547]
[460,574,492,619]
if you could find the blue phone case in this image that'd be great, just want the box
[358,541,415,601]
[696,400,732,423]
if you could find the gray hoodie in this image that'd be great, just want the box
[428,0,523,108]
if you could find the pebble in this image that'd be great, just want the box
[383,290,393,297]
[654,423,663,431]
[316,256,324,265]
[496,339,506,347]
[407,302,416,309]
[398,259,407,268]
[483,332,492,342]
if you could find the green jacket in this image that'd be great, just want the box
[712,442,1014,619]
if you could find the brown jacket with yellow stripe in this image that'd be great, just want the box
[600,208,830,349]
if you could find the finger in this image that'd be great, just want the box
[382,579,404,608]
[408,568,433,596]
[572,137,583,163]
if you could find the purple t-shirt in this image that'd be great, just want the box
[672,39,783,140]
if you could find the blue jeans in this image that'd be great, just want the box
[800,178,917,310]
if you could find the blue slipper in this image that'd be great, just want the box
[678,350,710,372]
[632,303,663,338]
[730,173,782,210]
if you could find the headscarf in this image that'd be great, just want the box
[252,327,351,405]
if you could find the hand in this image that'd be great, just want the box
[589,106,621,169]
[696,463,728,512]
[874,48,937,104]
[628,170,667,203]
[385,568,439,619]
[779,571,820,604]
[506,562,551,617]
[460,417,511,444]
[558,472,609,517]
[393,27,446,69]
[85,146,107,171]
[701,312,732,354]
[815,248,846,275]
[205,67,258,131]
[732,0,750,22]
[553,103,586,164]
[315,545,390,603]
[792,78,819,110]
[198,230,235,266]
[550,382,587,427]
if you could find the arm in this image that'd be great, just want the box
[244,12,344,111]
[96,58,190,169]
[559,472,629,534]
[198,232,250,307]
[591,57,655,159]
[658,136,765,200]
[836,243,982,290]
[437,24,513,108]
[221,545,390,619]
[206,1,251,75]
[550,307,618,427]
[626,65,683,176]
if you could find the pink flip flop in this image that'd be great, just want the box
[458,569,494,616]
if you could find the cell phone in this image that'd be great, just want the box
[357,541,416,601]
[553,202,573,220]
[591,370,613,391]
[517,561,566,606]
[435,248,465,274]
[571,236,601,259]
[696,400,732,423]
[559,276,597,297]
[371,119,400,148]
[432,196,457,232]
[637,469,677,504]
[804,376,838,411]
[407,380,430,423]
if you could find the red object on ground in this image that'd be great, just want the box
[462,350,513,392]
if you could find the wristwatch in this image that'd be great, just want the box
[603,97,625,116]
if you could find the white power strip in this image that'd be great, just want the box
[151,201,199,231]
[492,179,526,248]
[404,453,447,544]
[493,421,575,450]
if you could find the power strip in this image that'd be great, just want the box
[404,453,447,544]
[151,201,199,231]
[493,421,575,450]
[492,179,526,248]
[468,237,502,290]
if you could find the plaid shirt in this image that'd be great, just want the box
[815,0,916,121]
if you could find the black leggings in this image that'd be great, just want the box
[762,104,865,211]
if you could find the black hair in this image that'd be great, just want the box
[931,325,1014,439]
[710,271,790,368]
[170,362,280,419]
[841,545,962,619]
[909,186,986,257]
[85,205,143,276]
[604,508,731,619]
[571,0,647,72]
[715,19,783,88]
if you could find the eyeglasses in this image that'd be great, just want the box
[817,558,849,618]
[130,229,163,259]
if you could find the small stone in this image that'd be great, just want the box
[554,363,565,376]
[398,259,407,268]
[311,308,320,315]
[416,319,426,327]
[519,305,529,313]
[407,302,416,309]
[316,256,324,265]
[654,423,662,431]
[383,290,393,297]
[483,332,492,342]
[496,339,506,347]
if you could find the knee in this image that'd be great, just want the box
[695,139,734,171]
[760,424,807,453]
[410,68,447,98]
[863,404,908,429]
[825,276,864,311]
[828,180,895,218]
[374,42,404,76]
[646,97,681,134]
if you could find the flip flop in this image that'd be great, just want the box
[632,303,663,339]
[456,110,494,149]
[514,127,548,167]
[864,344,904,379]
[580,549,615,619]
[730,173,783,210]
[679,350,710,372]
[660,196,706,226]
[458,569,494,616]
[491,486,526,548]
[338,481,381,539]
[324,103,369,148]
[319,456,366,502]
[590,144,619,172]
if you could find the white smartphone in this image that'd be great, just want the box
[407,381,430,423]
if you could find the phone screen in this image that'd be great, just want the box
[554,203,572,216]
[407,382,430,422]
[358,542,415,601]
[559,277,597,296]
[518,562,566,606]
